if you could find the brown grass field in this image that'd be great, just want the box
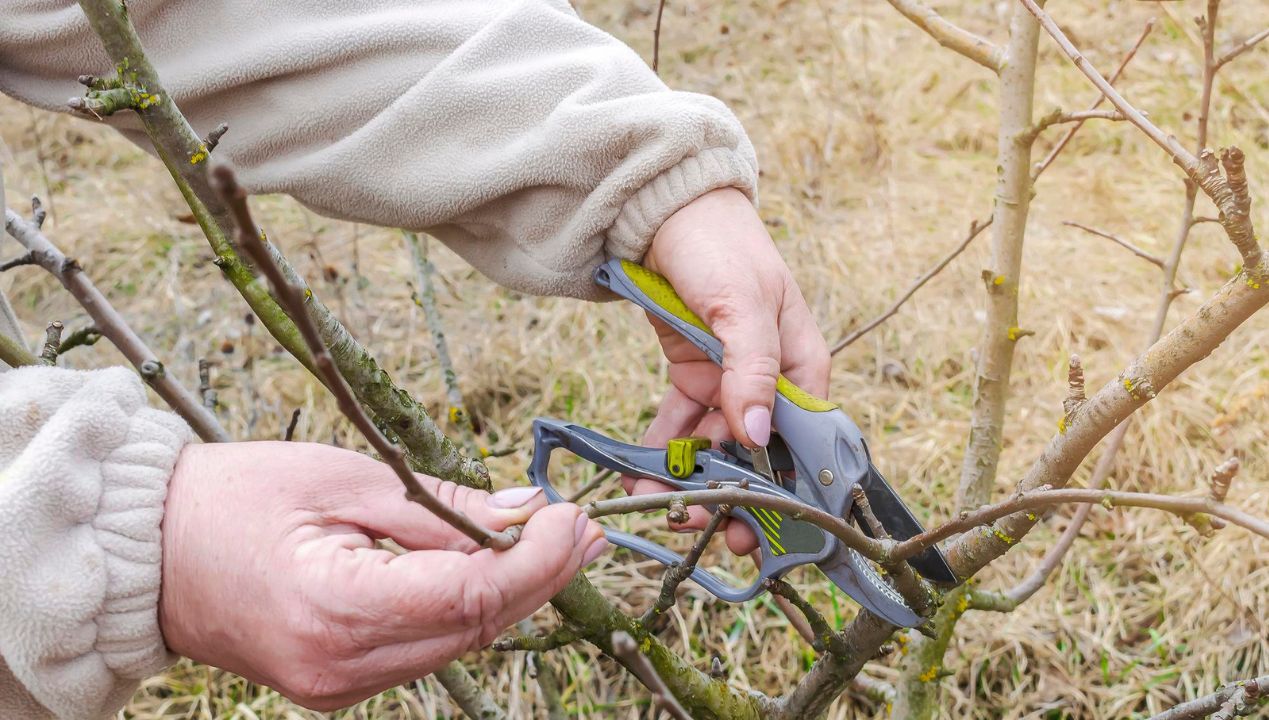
[1,1,1266,718]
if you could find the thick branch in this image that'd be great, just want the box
[4,207,229,442]
[1149,675,1268,720]
[0,331,38,367]
[75,0,489,488]
[956,0,1043,511]
[946,256,1269,578]
[883,0,1003,72]
[611,632,691,720]
[211,166,513,551]
[433,662,506,720]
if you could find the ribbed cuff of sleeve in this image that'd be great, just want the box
[0,367,192,719]
[605,146,758,262]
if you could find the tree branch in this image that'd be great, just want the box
[610,631,691,720]
[1214,27,1269,70]
[956,0,1043,511]
[406,231,480,456]
[883,0,1003,72]
[433,662,507,720]
[898,486,1269,563]
[642,504,728,625]
[0,330,38,368]
[1148,675,1268,720]
[39,321,63,365]
[210,166,514,551]
[75,0,489,488]
[1033,17,1155,177]
[4,207,229,442]
[584,488,892,564]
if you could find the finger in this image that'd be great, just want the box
[709,299,782,448]
[725,517,759,555]
[331,503,606,647]
[776,286,831,397]
[344,473,550,553]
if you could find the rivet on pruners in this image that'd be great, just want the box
[818,468,834,486]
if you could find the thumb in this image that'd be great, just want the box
[349,477,552,553]
[711,304,781,448]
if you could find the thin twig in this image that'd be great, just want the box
[585,488,891,563]
[4,207,229,442]
[1033,18,1155,178]
[610,632,691,720]
[40,321,63,365]
[642,505,729,625]
[831,218,991,354]
[1063,221,1165,269]
[567,469,615,503]
[211,166,513,551]
[1017,0,1198,171]
[57,325,101,354]
[1214,27,1269,69]
[197,358,217,411]
[406,231,480,456]
[895,487,1269,562]
[652,0,667,73]
[491,627,579,653]
[766,579,847,655]
[0,253,37,272]
[1026,108,1126,141]
[284,408,302,441]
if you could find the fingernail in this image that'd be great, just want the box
[487,486,542,509]
[581,537,609,566]
[744,406,771,447]
[575,513,589,542]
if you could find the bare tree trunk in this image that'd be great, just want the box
[955,1,1043,513]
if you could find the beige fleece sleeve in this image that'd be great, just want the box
[0,0,758,299]
[0,366,192,719]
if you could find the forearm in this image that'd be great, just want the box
[0,0,758,298]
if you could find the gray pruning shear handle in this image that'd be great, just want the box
[525,258,955,628]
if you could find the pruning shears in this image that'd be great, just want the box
[527,258,956,627]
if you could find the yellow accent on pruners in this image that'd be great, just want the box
[665,437,711,479]
[619,260,838,413]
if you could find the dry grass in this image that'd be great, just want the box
[2,1,1266,718]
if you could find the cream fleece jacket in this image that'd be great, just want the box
[1,2,760,717]
[0,0,759,299]
[0,367,192,719]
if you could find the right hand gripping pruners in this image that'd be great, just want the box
[526,259,957,628]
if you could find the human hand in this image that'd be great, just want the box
[625,187,831,555]
[159,441,606,711]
